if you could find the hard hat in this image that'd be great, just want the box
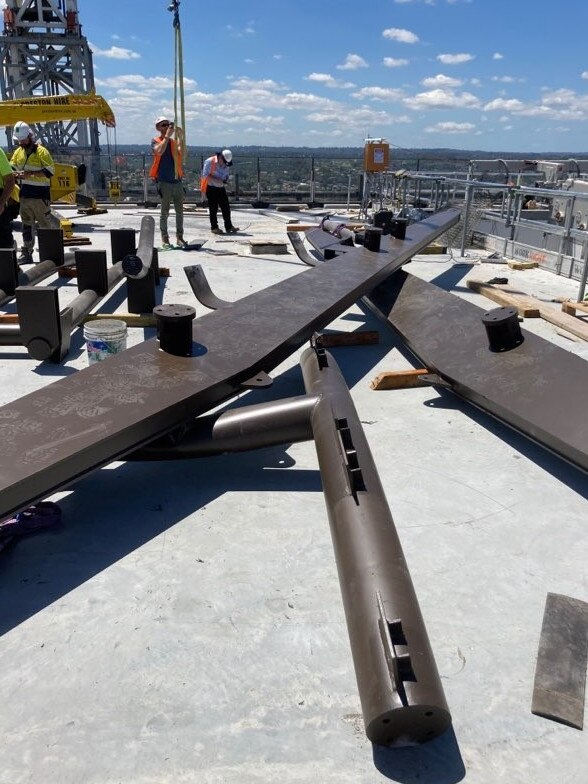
[13,121,34,143]
[155,115,171,127]
[221,149,233,163]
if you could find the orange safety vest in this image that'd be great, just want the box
[149,137,183,180]
[200,156,217,193]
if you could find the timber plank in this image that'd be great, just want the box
[467,279,541,317]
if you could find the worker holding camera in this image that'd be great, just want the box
[149,115,187,249]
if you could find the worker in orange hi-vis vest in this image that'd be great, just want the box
[149,115,187,249]
[201,149,240,235]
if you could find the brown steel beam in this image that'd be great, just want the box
[0,209,459,519]
[365,270,588,473]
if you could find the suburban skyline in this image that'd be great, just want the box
[81,0,588,152]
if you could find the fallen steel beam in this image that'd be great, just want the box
[365,270,588,473]
[301,345,451,745]
[0,208,459,519]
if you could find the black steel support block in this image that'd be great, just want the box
[110,228,136,265]
[390,218,408,240]
[153,303,196,356]
[38,228,64,266]
[365,227,382,252]
[374,210,394,235]
[127,267,156,314]
[16,285,63,361]
[482,306,523,352]
[0,249,19,297]
[75,250,109,296]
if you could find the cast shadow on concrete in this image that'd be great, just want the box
[373,726,465,783]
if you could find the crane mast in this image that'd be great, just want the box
[0,0,102,188]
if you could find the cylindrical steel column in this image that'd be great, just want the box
[300,346,451,746]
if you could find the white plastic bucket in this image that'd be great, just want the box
[84,319,127,365]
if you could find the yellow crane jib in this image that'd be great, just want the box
[0,93,116,127]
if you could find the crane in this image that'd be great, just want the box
[1,91,116,205]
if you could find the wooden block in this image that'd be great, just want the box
[419,243,448,255]
[467,279,541,317]
[370,368,430,390]
[315,330,379,348]
[249,240,288,255]
[507,260,538,270]
[57,266,78,278]
[0,314,18,324]
[562,300,588,317]
[63,236,92,246]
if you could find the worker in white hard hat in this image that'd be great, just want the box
[10,121,60,263]
[200,149,240,235]
[149,115,187,248]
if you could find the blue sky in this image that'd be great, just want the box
[82,0,588,151]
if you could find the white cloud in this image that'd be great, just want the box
[336,54,368,70]
[491,76,525,83]
[493,52,504,60]
[483,97,525,111]
[306,73,355,89]
[437,53,474,65]
[582,71,588,80]
[405,88,480,109]
[90,43,140,60]
[424,121,476,133]
[95,74,196,91]
[383,28,420,44]
[383,57,409,68]
[226,23,255,36]
[421,74,462,88]
[352,86,405,101]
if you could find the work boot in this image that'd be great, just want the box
[176,236,188,248]
[225,226,240,234]
[17,248,34,264]
[211,227,223,235]
[161,234,172,249]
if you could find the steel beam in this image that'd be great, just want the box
[365,270,588,473]
[0,209,459,519]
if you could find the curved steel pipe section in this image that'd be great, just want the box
[129,394,317,460]
[122,215,155,280]
[184,264,232,310]
[300,346,451,746]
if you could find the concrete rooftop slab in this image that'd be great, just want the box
[0,205,586,783]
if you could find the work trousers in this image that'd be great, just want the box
[20,197,61,250]
[157,180,184,238]
[0,200,19,249]
[206,185,232,230]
